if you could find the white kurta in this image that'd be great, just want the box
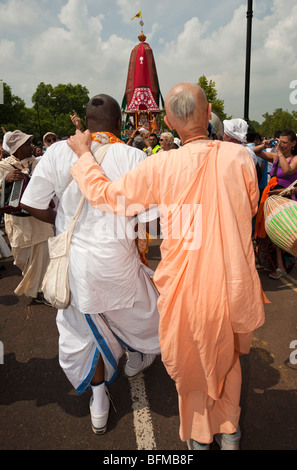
[21,140,160,391]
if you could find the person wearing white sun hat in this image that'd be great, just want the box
[0,130,54,304]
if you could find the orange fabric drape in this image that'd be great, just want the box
[254,176,278,239]
[91,132,123,144]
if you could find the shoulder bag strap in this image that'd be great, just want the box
[93,143,112,165]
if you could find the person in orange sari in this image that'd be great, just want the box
[68,83,266,450]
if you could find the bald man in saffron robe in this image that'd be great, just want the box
[68,83,266,450]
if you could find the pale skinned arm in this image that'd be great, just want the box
[276,153,297,175]
[254,140,297,175]
[253,141,276,163]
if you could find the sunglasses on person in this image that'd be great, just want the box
[46,137,57,143]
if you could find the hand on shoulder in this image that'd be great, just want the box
[68,129,92,157]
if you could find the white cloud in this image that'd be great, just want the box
[11,0,135,104]
[247,1,297,119]
[0,0,40,29]
[156,6,247,117]
[0,39,16,61]
[155,1,297,121]
[58,0,89,32]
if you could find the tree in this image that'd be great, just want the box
[197,75,231,120]
[50,83,89,117]
[31,82,90,139]
[0,82,27,130]
[248,119,262,134]
[1,81,90,142]
[258,108,297,138]
[32,82,55,110]
[32,82,89,118]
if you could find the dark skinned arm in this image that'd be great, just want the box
[20,203,56,225]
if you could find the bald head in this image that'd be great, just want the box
[165,83,210,143]
[86,94,122,137]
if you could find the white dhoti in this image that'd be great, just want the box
[57,306,124,394]
[57,265,160,394]
[4,213,54,298]
[12,240,50,298]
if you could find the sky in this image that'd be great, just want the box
[1,0,297,123]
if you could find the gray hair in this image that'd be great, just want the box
[168,90,195,122]
[132,136,146,150]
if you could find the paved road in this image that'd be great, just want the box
[0,237,296,450]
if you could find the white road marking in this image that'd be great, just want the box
[129,372,157,450]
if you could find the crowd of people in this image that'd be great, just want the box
[0,82,296,450]
[128,118,297,282]
[125,128,181,154]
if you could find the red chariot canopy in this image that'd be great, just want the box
[122,39,163,112]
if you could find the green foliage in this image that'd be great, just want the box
[248,109,297,137]
[31,82,89,140]
[0,82,27,131]
[32,82,89,118]
[197,75,231,120]
[247,119,261,134]
[257,108,297,137]
[1,81,89,143]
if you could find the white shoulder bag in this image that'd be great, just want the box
[41,143,111,309]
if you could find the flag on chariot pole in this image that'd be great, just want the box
[131,11,142,21]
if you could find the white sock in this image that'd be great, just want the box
[127,350,143,368]
[91,382,109,415]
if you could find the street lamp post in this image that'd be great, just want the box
[35,100,42,141]
[244,0,253,122]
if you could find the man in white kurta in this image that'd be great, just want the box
[21,121,160,433]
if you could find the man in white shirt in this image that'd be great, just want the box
[21,94,160,435]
